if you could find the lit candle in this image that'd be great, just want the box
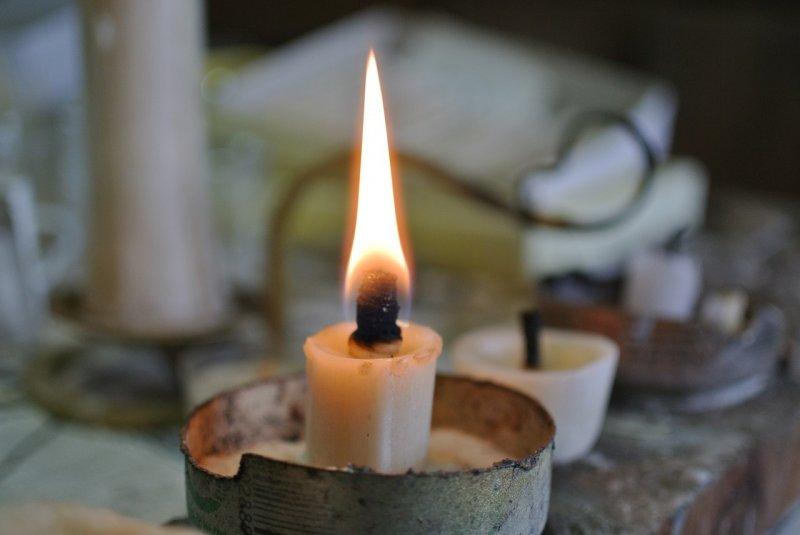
[304,51,442,473]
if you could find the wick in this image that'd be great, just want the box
[349,270,402,358]
[521,309,541,368]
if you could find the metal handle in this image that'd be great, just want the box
[513,110,657,231]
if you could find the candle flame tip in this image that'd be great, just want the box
[345,46,410,317]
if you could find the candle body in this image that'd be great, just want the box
[452,326,618,464]
[304,322,441,473]
[81,0,226,338]
[700,290,748,334]
[623,249,701,321]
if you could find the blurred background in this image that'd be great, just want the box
[0,0,799,530]
[208,0,800,197]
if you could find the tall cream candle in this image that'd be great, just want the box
[82,0,226,339]
[304,51,442,473]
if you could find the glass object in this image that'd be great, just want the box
[0,177,45,345]
[210,128,270,292]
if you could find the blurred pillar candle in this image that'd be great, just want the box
[81,0,227,338]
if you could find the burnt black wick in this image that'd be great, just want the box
[521,309,541,368]
[351,270,402,348]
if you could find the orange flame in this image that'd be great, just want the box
[344,50,410,312]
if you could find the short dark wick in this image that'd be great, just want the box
[521,309,541,368]
[351,270,402,348]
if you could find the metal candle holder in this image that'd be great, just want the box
[25,289,237,428]
[540,299,786,412]
[182,374,555,534]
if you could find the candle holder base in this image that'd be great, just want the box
[540,299,786,413]
[25,287,256,428]
[50,287,235,346]
[26,342,184,428]
[181,374,555,534]
[614,371,774,413]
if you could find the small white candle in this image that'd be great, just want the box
[623,249,702,321]
[453,326,618,464]
[305,322,441,472]
[304,51,442,473]
[700,290,748,334]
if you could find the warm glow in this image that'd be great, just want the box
[344,50,410,310]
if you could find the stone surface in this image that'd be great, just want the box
[547,378,800,534]
[6,361,800,533]
[0,407,185,524]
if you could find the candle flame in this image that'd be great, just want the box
[344,50,410,314]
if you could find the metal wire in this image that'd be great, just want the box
[265,110,659,339]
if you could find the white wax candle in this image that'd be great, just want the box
[452,326,618,464]
[82,0,226,338]
[700,290,748,334]
[304,322,442,473]
[623,249,702,321]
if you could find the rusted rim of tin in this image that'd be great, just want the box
[180,373,556,481]
[542,297,777,339]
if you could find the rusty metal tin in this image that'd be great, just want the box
[541,300,786,412]
[182,374,555,534]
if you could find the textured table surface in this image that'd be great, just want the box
[548,377,800,534]
[4,345,800,534]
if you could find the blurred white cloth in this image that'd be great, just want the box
[522,158,708,278]
[217,8,676,189]
[217,8,703,278]
[520,88,676,221]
